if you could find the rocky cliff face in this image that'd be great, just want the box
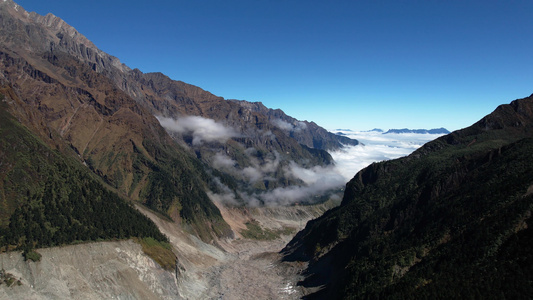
[282,94,533,299]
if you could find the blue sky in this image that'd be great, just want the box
[15,0,533,131]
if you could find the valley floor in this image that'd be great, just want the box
[141,201,335,300]
[203,236,301,299]
[0,202,333,300]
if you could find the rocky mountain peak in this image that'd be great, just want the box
[1,0,90,47]
[0,0,30,21]
[0,0,130,74]
[0,0,18,10]
[32,12,95,48]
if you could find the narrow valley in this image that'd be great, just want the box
[1,1,532,299]
[140,201,337,299]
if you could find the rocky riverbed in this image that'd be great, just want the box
[0,201,336,300]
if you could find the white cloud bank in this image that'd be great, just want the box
[257,162,346,206]
[159,119,446,206]
[208,129,446,207]
[330,130,446,182]
[157,116,239,145]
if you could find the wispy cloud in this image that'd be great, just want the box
[271,119,307,132]
[256,162,346,206]
[157,116,239,145]
[207,177,241,206]
[210,150,281,184]
[209,159,346,206]
[212,152,237,169]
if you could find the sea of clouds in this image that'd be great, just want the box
[330,129,447,182]
[157,115,446,206]
[215,129,445,206]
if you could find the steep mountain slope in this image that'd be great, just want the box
[0,0,357,208]
[0,0,230,241]
[0,92,169,253]
[282,94,533,299]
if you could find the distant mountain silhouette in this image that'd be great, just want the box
[384,128,450,134]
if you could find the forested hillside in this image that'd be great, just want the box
[0,94,168,255]
[283,94,533,299]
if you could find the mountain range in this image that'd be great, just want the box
[335,128,450,136]
[1,1,532,299]
[383,128,450,134]
[0,0,356,243]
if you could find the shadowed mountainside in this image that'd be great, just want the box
[282,94,533,299]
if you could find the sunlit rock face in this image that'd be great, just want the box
[0,0,359,208]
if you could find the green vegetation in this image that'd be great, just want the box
[0,269,22,287]
[241,220,279,240]
[136,237,176,271]
[22,249,41,262]
[140,138,232,241]
[240,220,296,240]
[0,99,168,254]
[283,97,533,299]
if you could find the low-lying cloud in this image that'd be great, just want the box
[256,162,346,206]
[330,130,446,182]
[209,157,346,206]
[207,177,241,206]
[212,152,237,169]
[272,119,307,132]
[208,130,444,207]
[211,149,281,185]
[205,127,446,207]
[157,116,239,145]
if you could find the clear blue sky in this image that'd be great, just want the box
[15,0,533,131]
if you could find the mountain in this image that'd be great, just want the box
[0,0,358,196]
[384,127,450,134]
[0,92,169,255]
[282,94,533,299]
[0,0,231,242]
[0,0,357,245]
